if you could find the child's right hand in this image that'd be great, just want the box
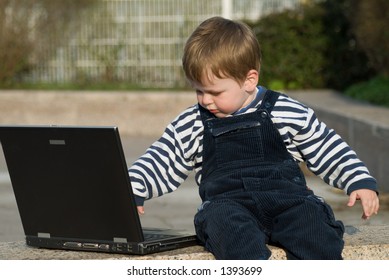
[137,206,145,215]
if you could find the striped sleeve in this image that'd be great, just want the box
[128,105,203,204]
[272,94,377,194]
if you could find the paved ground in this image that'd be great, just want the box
[0,136,387,242]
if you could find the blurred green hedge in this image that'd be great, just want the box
[248,3,328,90]
[345,76,389,107]
[247,0,388,92]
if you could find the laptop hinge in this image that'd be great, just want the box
[38,232,51,238]
[113,237,127,243]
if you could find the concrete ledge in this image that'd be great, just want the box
[0,90,196,137]
[1,225,388,260]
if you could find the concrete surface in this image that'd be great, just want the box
[0,90,197,137]
[0,225,388,260]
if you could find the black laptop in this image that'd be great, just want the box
[0,125,197,255]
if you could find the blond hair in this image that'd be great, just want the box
[182,17,261,85]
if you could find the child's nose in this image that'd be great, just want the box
[202,93,213,105]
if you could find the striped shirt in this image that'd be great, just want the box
[129,87,377,205]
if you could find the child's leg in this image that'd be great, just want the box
[194,199,271,260]
[270,195,344,260]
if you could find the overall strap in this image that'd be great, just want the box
[260,89,281,113]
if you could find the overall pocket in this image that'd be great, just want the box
[214,123,264,167]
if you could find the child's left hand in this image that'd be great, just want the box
[347,189,380,220]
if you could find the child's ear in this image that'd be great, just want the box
[244,70,259,91]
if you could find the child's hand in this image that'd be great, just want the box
[137,206,145,215]
[347,189,379,219]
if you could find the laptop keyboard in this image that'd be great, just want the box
[144,233,177,240]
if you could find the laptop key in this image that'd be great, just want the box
[143,233,177,240]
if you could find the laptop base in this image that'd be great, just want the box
[26,234,198,255]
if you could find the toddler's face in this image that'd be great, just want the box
[192,73,256,118]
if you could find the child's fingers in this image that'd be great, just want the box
[347,192,357,207]
[361,197,379,219]
[137,206,145,215]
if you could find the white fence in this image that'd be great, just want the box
[31,0,301,88]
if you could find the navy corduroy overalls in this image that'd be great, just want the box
[194,90,345,260]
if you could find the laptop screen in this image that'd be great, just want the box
[0,126,144,243]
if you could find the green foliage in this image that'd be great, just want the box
[248,0,381,91]
[249,4,328,89]
[349,0,389,77]
[319,0,376,90]
[345,76,389,107]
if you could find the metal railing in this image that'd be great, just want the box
[30,0,301,88]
